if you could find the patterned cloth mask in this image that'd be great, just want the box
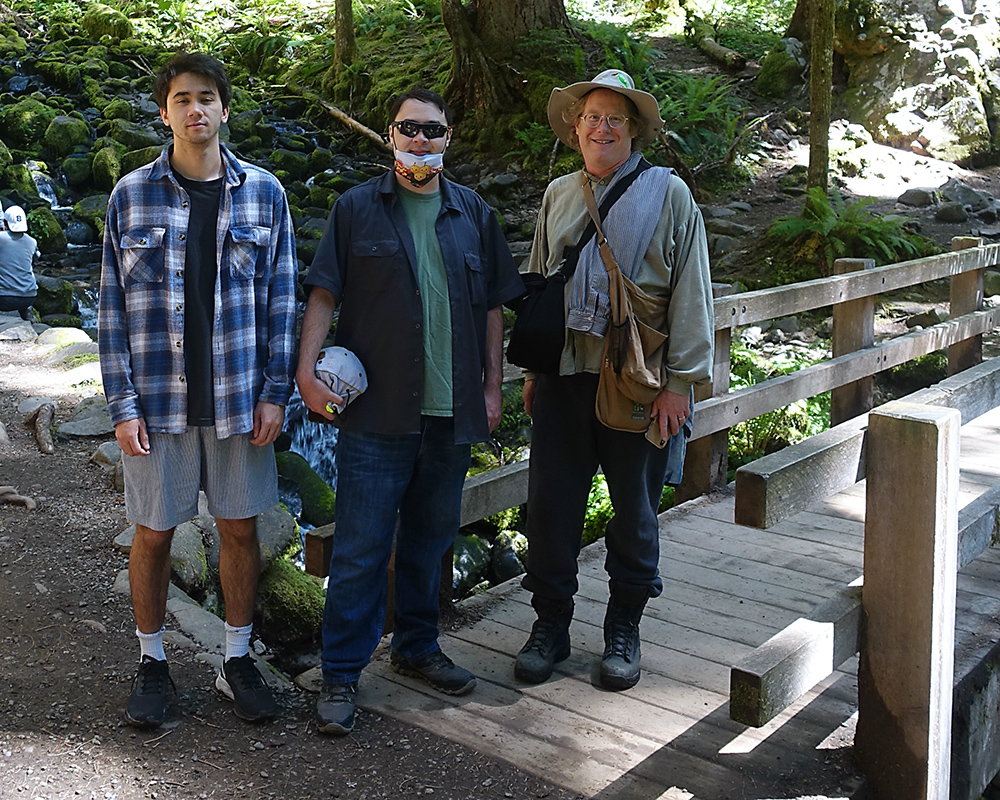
[394,150,444,188]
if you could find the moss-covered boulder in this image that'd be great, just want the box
[44,116,90,157]
[101,97,133,122]
[271,148,310,182]
[92,146,121,192]
[256,557,325,645]
[453,533,491,597]
[73,194,109,238]
[3,164,40,200]
[81,3,133,44]
[274,450,336,527]
[107,118,162,151]
[36,59,81,91]
[27,206,67,255]
[756,38,808,99]
[34,274,75,316]
[121,146,162,176]
[0,98,58,150]
[227,109,262,143]
[0,138,13,171]
[0,24,27,58]
[62,153,93,187]
[82,76,110,112]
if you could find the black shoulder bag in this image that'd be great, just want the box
[505,158,652,374]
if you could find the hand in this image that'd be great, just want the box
[522,378,536,418]
[251,401,285,446]
[115,417,149,457]
[295,372,343,422]
[651,389,689,441]
[485,383,502,432]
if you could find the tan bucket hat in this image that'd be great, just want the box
[547,69,664,152]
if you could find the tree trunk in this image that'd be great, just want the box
[441,0,570,118]
[334,0,355,75]
[784,0,812,42]
[807,0,834,196]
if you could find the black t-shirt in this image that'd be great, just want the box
[173,170,222,427]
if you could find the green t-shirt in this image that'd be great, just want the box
[396,184,454,416]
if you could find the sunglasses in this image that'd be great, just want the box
[391,120,450,140]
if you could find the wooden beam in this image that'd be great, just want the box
[734,356,1000,529]
[712,243,1000,330]
[729,582,862,727]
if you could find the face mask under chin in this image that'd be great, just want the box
[394,150,444,188]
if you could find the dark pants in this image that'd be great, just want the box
[0,294,35,320]
[522,372,670,605]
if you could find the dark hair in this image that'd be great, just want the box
[387,86,452,126]
[152,52,232,110]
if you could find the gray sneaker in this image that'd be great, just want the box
[390,650,476,696]
[317,681,357,735]
[216,654,278,721]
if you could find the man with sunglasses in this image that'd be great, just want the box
[297,86,523,735]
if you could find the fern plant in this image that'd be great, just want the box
[766,186,938,280]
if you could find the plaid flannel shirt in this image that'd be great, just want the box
[98,145,297,439]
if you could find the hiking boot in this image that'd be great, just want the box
[390,649,476,696]
[599,597,647,691]
[317,681,357,735]
[514,596,573,684]
[215,654,279,722]
[125,656,175,728]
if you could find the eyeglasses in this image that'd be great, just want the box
[578,113,630,130]
[391,120,450,139]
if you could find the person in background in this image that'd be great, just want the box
[296,86,523,735]
[514,70,714,691]
[98,52,297,728]
[0,205,39,321]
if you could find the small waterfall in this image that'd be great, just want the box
[284,388,338,489]
[26,161,60,209]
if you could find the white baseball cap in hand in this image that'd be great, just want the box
[314,346,367,414]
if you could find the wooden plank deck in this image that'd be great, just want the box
[357,405,1000,800]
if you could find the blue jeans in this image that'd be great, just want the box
[320,416,471,685]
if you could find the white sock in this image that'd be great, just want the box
[136,626,166,662]
[225,622,252,661]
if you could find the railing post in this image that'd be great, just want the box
[676,283,732,504]
[856,401,959,800]
[949,236,984,375]
[830,258,875,426]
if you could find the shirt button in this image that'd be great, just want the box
[182,201,189,208]
[176,305,182,311]
[415,323,421,330]
[370,246,377,252]
[412,391,418,397]
[176,270,183,277]
[179,376,185,383]
[139,239,147,245]
[175,341,181,347]
[179,234,186,241]
[414,357,419,362]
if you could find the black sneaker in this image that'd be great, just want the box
[215,654,279,722]
[317,681,357,735]
[125,656,174,728]
[390,649,476,696]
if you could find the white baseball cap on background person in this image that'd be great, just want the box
[3,206,28,233]
[314,346,368,414]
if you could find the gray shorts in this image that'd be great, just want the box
[122,427,278,531]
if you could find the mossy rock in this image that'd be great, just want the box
[79,57,108,81]
[309,148,333,173]
[453,533,491,597]
[779,163,809,190]
[274,450,336,527]
[256,557,324,645]
[756,40,807,99]
[0,29,27,58]
[92,146,121,192]
[230,87,260,115]
[62,153,94,187]
[73,193,110,238]
[82,76,110,112]
[0,97,58,149]
[121,146,162,176]
[3,164,40,200]
[34,274,76,316]
[307,185,335,210]
[44,115,90,158]
[101,98,133,122]
[227,109,262,143]
[36,59,81,91]
[271,149,310,182]
[46,22,75,41]
[81,3,133,44]
[107,118,162,150]
[27,206,67,255]
[0,138,11,171]
[107,60,131,80]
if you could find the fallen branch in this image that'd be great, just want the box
[24,402,55,454]
[285,83,390,152]
[654,132,702,203]
[0,485,38,510]
[685,13,747,71]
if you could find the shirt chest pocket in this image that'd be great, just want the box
[350,238,402,293]
[464,250,485,307]
[120,228,165,284]
[227,225,271,280]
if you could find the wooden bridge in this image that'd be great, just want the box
[306,238,1000,799]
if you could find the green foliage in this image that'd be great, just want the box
[727,341,831,472]
[763,187,940,282]
[583,475,614,547]
[654,71,744,167]
[885,350,948,394]
[696,0,796,61]
[469,382,532,473]
[504,122,556,172]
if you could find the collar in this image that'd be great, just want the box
[583,150,642,188]
[148,143,246,188]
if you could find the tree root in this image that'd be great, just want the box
[23,403,55,454]
[0,486,37,510]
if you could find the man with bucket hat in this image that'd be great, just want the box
[513,69,715,690]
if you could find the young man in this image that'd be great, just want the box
[0,205,39,321]
[98,52,297,727]
[297,87,523,735]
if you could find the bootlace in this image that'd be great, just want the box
[226,655,266,691]
[135,659,175,696]
[607,619,638,662]
[525,616,564,653]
